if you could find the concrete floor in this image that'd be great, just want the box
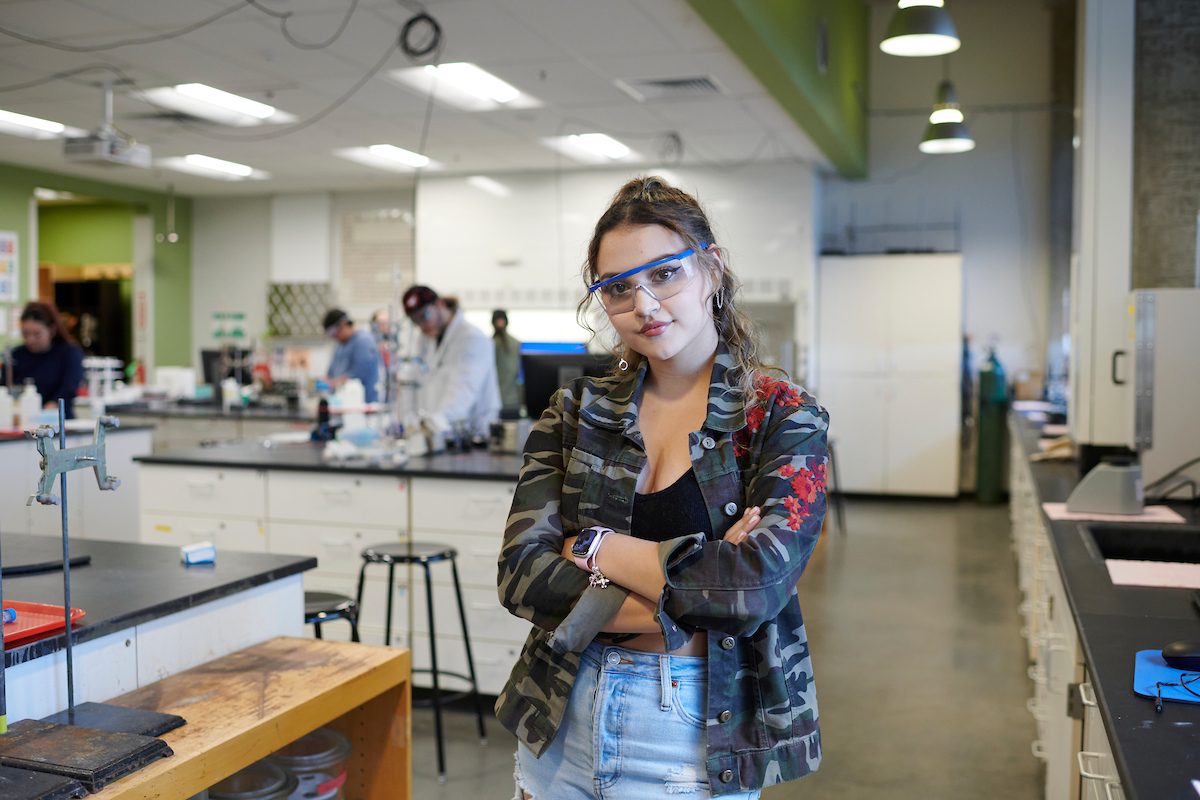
[409,499,1043,799]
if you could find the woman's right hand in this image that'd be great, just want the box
[723,505,761,545]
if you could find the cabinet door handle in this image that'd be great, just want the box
[1025,697,1047,721]
[1030,739,1046,760]
[321,488,353,500]
[1078,681,1098,708]
[1103,781,1124,800]
[1111,350,1127,386]
[186,480,216,492]
[1077,751,1114,781]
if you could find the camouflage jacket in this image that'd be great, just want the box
[495,346,828,794]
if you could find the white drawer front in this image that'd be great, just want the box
[267,471,408,526]
[268,522,404,578]
[140,465,265,518]
[141,513,267,554]
[411,477,514,535]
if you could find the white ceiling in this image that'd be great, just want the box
[0,0,830,196]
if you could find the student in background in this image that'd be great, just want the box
[402,285,500,440]
[491,309,523,417]
[5,301,85,418]
[323,307,382,403]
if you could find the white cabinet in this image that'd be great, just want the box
[409,477,523,695]
[818,254,963,496]
[140,465,268,560]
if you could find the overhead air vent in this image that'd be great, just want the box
[615,75,725,103]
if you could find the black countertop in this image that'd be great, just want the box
[108,402,310,422]
[1,534,315,668]
[134,441,524,482]
[1015,416,1200,800]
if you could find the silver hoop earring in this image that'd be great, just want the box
[715,289,724,310]
[618,358,629,371]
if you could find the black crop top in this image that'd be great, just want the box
[631,469,715,542]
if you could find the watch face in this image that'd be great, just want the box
[572,528,599,557]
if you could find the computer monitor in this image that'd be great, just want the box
[200,348,253,387]
[521,351,615,420]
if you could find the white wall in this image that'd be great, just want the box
[416,161,818,372]
[191,195,272,370]
[822,0,1053,376]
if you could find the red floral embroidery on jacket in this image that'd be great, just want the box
[732,375,826,530]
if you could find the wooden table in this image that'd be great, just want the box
[90,636,411,800]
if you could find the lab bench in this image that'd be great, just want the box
[0,424,152,544]
[135,443,527,695]
[108,402,311,453]
[1009,414,1199,800]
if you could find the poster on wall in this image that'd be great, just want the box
[0,231,17,302]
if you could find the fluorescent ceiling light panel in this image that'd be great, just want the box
[141,83,296,126]
[33,188,79,202]
[387,63,540,111]
[466,175,511,197]
[0,108,85,140]
[898,0,944,7]
[334,145,440,172]
[541,133,636,164]
[158,153,269,180]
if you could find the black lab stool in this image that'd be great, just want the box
[303,591,361,642]
[355,542,487,782]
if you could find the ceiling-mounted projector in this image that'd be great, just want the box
[64,131,151,168]
[64,80,151,168]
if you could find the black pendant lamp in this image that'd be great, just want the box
[880,0,961,58]
[919,79,975,154]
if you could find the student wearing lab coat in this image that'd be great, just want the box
[402,285,501,441]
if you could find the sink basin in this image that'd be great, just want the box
[1086,524,1200,563]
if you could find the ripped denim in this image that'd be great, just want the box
[513,641,760,800]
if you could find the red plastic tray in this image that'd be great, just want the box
[1,600,87,647]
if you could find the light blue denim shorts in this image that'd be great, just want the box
[514,641,761,799]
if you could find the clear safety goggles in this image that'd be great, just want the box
[587,244,708,315]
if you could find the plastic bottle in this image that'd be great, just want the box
[17,380,41,430]
[0,386,13,430]
[221,377,240,411]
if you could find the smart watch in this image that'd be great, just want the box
[571,526,613,572]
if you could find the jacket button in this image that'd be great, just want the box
[723,502,738,516]
[718,710,732,723]
[701,436,716,450]
[721,636,735,650]
[719,769,734,783]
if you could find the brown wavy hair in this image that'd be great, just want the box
[576,175,779,401]
[20,301,74,346]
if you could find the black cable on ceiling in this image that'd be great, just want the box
[246,0,359,51]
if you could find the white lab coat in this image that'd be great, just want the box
[414,311,501,438]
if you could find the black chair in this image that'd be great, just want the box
[355,542,487,782]
[304,591,361,642]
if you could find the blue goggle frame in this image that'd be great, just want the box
[587,243,710,295]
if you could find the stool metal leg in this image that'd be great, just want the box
[450,557,487,743]
[348,606,361,643]
[423,562,447,783]
[355,559,369,617]
[384,562,396,647]
[313,621,323,640]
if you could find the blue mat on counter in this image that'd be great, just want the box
[1133,649,1200,706]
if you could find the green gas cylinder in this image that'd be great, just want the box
[976,350,1008,504]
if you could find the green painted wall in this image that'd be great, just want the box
[0,162,192,365]
[687,0,869,177]
[39,204,135,264]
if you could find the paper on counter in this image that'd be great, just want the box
[1042,502,1186,524]
[1106,559,1200,589]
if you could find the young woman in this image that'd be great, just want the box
[6,301,85,419]
[496,177,829,799]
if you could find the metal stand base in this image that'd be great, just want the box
[40,702,185,738]
[0,719,172,793]
[0,765,86,800]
